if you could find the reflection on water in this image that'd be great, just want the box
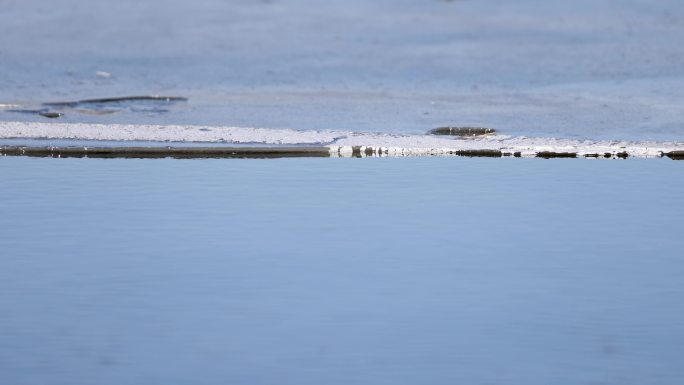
[0,157,683,384]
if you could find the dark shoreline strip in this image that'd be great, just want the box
[665,151,684,160]
[43,96,188,107]
[536,151,578,159]
[451,150,502,157]
[7,109,64,118]
[428,127,496,136]
[0,146,331,159]
[1,146,681,160]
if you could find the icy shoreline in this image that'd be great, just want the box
[1,121,682,159]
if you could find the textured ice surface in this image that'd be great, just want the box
[1,0,684,140]
[2,121,682,158]
[0,121,344,144]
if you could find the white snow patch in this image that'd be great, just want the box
[1,121,682,158]
[0,121,346,145]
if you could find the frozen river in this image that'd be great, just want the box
[2,0,684,140]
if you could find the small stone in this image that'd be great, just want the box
[665,151,684,160]
[38,111,63,118]
[428,127,496,136]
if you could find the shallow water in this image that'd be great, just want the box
[2,0,684,140]
[1,157,683,384]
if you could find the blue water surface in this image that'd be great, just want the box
[1,156,683,384]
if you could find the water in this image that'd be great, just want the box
[1,1,683,383]
[2,0,684,140]
[1,156,683,384]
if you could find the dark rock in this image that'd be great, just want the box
[43,96,188,108]
[38,111,63,118]
[665,151,684,160]
[536,151,577,159]
[428,127,496,136]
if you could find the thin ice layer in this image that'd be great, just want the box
[1,121,682,158]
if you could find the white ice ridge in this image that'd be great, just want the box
[1,121,683,158]
[329,135,684,158]
[0,121,345,145]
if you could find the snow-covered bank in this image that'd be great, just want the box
[1,121,683,159]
